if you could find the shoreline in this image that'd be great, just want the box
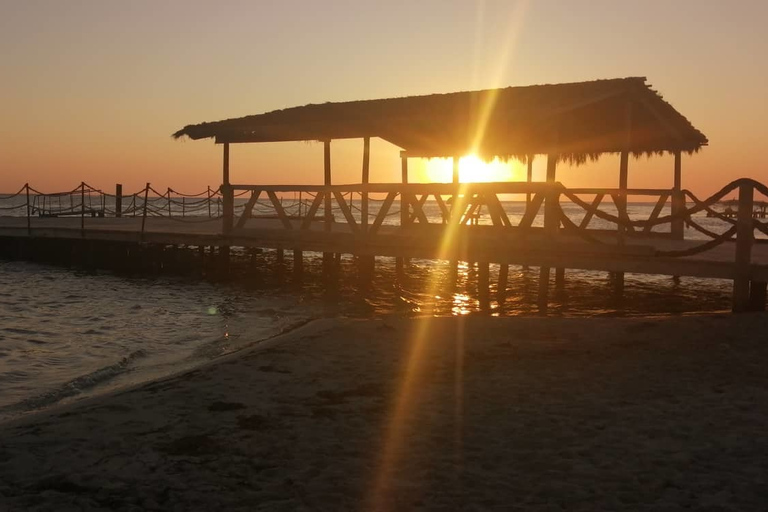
[2,313,768,510]
[0,316,321,427]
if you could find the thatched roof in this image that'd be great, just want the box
[173,77,707,163]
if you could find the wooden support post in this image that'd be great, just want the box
[612,150,629,294]
[733,182,754,312]
[497,263,509,304]
[277,248,284,264]
[395,151,409,271]
[400,151,408,227]
[115,184,123,218]
[555,268,565,289]
[293,249,303,279]
[749,281,767,311]
[198,245,205,276]
[478,261,490,310]
[613,100,633,294]
[522,157,534,270]
[539,153,558,312]
[222,143,234,235]
[526,155,533,208]
[219,143,232,277]
[671,151,684,239]
[362,137,370,232]
[323,140,333,271]
[537,266,551,313]
[359,255,375,285]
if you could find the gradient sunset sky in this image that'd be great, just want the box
[1,0,766,195]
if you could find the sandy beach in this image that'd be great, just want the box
[2,313,768,511]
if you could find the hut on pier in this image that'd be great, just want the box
[173,77,708,238]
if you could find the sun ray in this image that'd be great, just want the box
[368,3,531,509]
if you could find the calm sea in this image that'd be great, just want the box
[0,199,740,422]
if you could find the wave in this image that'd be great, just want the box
[1,349,148,414]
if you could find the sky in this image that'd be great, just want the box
[1,0,766,196]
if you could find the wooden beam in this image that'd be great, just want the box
[643,193,670,233]
[519,193,545,229]
[333,191,359,232]
[267,191,293,230]
[485,193,512,227]
[578,193,605,229]
[362,137,370,231]
[235,190,262,228]
[370,192,397,234]
[434,194,450,223]
[408,194,430,224]
[300,192,325,230]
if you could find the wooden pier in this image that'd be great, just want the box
[4,78,764,312]
[1,179,767,313]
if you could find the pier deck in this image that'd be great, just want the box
[0,215,766,282]
[2,178,767,312]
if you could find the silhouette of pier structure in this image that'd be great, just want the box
[2,78,767,312]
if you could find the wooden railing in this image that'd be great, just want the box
[225,182,682,237]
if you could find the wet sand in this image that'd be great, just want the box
[2,313,768,511]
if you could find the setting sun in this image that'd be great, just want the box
[420,155,519,183]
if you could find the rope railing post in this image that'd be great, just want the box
[167,188,172,217]
[80,182,85,231]
[25,184,30,235]
[115,184,123,217]
[207,186,212,218]
[733,181,754,312]
[141,183,150,238]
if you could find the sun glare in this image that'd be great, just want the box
[421,155,518,183]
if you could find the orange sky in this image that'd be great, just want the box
[1,1,766,196]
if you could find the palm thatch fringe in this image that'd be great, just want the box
[173,78,707,165]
